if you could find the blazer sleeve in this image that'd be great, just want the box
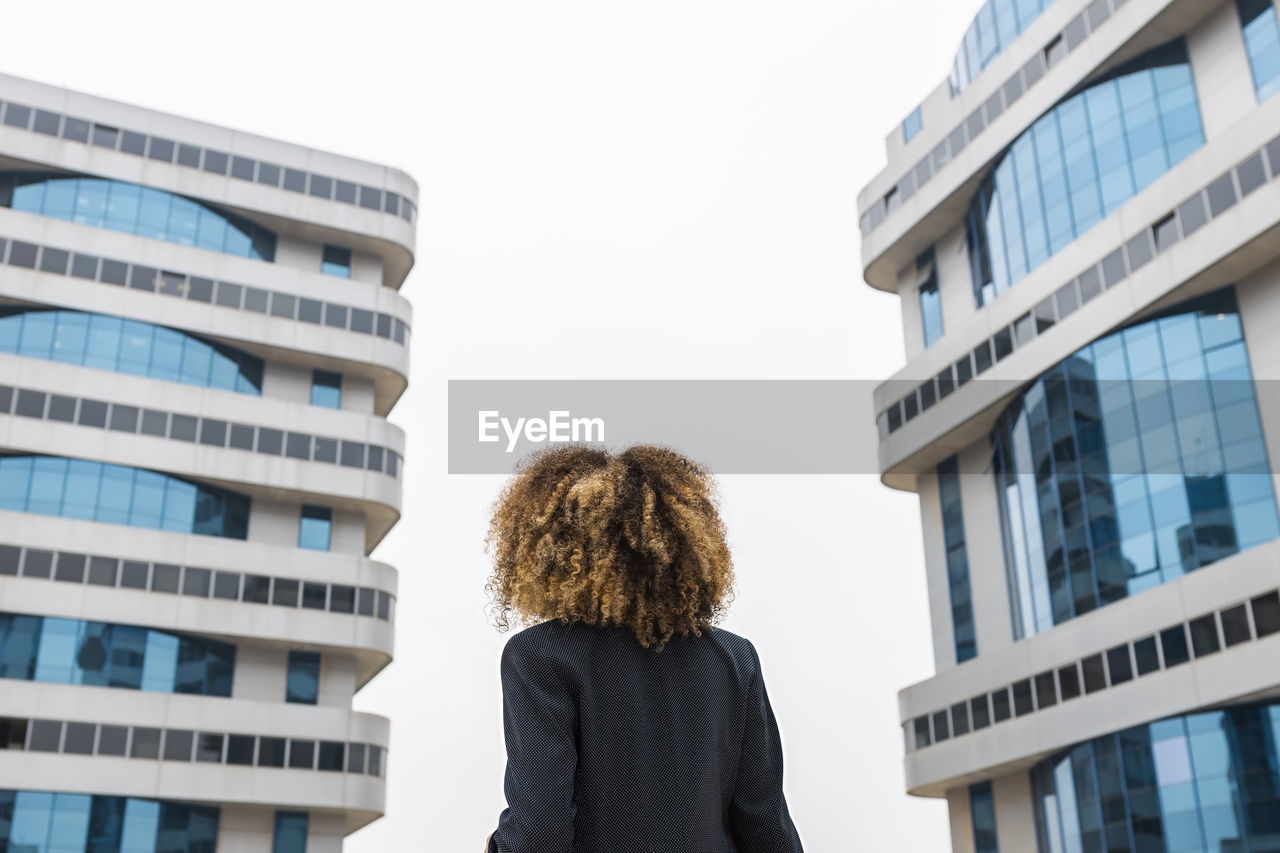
[488,633,579,853]
[728,644,804,853]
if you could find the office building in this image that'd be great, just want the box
[859,0,1280,849]
[0,73,415,851]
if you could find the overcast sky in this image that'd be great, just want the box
[5,1,987,848]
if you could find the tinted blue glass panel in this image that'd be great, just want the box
[321,244,351,278]
[967,41,1204,306]
[971,781,1000,853]
[1032,701,1280,853]
[0,612,234,697]
[918,248,944,347]
[286,651,321,705]
[0,789,218,852]
[0,309,262,394]
[994,288,1279,637]
[950,0,1053,94]
[939,457,978,663]
[310,369,342,409]
[902,105,924,144]
[0,455,250,539]
[0,172,275,261]
[273,810,309,853]
[298,505,332,551]
[1239,0,1280,101]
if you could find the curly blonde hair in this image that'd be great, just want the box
[484,444,735,651]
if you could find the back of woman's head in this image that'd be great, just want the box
[485,444,734,651]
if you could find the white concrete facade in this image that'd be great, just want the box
[860,0,1280,850]
[0,73,416,851]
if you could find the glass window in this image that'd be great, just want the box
[0,454,251,539]
[0,172,275,261]
[321,244,351,278]
[902,105,924,143]
[967,40,1204,306]
[918,250,944,348]
[993,288,1278,637]
[970,781,999,853]
[0,612,233,697]
[273,811,309,853]
[310,369,342,409]
[1238,0,1280,101]
[298,505,332,552]
[0,308,262,394]
[938,457,977,663]
[286,651,320,705]
[0,789,219,850]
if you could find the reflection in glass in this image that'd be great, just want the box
[966,41,1204,306]
[950,0,1055,95]
[0,789,219,852]
[0,172,275,261]
[0,455,251,539]
[0,309,263,394]
[1032,702,1280,853]
[0,612,234,697]
[993,288,1279,637]
[1239,0,1280,101]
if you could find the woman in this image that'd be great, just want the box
[483,444,804,852]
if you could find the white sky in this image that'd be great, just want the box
[4,1,987,849]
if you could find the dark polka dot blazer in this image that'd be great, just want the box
[486,619,804,852]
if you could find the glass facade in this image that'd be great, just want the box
[939,456,978,663]
[993,288,1280,637]
[971,781,1000,853]
[950,0,1056,95]
[298,505,332,551]
[1239,0,1280,101]
[321,244,352,278]
[966,41,1204,306]
[1032,701,1280,853]
[0,172,276,261]
[0,613,234,696]
[273,811,309,853]
[310,369,342,408]
[0,790,218,853]
[0,308,264,394]
[0,455,252,539]
[286,651,320,705]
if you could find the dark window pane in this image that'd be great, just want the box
[213,571,241,600]
[229,424,256,450]
[70,253,98,279]
[1189,614,1221,657]
[283,169,307,192]
[358,588,376,616]
[972,340,992,374]
[200,419,227,447]
[14,389,45,418]
[109,404,139,432]
[1012,679,1034,716]
[195,732,224,762]
[48,395,76,422]
[28,719,62,751]
[970,695,990,730]
[1058,664,1081,700]
[350,308,374,334]
[298,298,323,324]
[163,729,194,761]
[324,304,348,328]
[1237,152,1267,197]
[244,287,269,313]
[990,688,1011,722]
[202,150,229,175]
[309,175,333,198]
[257,736,286,767]
[1252,592,1280,638]
[39,247,69,274]
[54,552,86,583]
[78,398,108,427]
[257,163,281,186]
[227,734,255,765]
[302,582,327,610]
[257,428,283,455]
[348,742,366,773]
[1126,232,1153,271]
[286,433,312,460]
[120,561,150,589]
[151,563,180,593]
[23,550,53,578]
[91,124,119,148]
[376,313,393,338]
[377,592,391,621]
[1082,654,1107,693]
[131,727,161,758]
[88,556,118,586]
[62,117,90,142]
[913,716,930,749]
[183,567,211,597]
[951,702,970,736]
[1161,625,1190,666]
[1221,604,1252,647]
[7,241,37,268]
[187,277,213,302]
[230,156,255,181]
[273,578,299,607]
[64,722,95,754]
[0,545,18,575]
[335,180,357,203]
[932,710,950,742]
[120,130,147,156]
[359,185,382,209]
[140,410,168,436]
[98,725,128,756]
[270,292,296,319]
[993,327,1013,361]
[1035,671,1057,708]
[215,281,242,308]
[176,144,201,167]
[2,103,31,128]
[318,740,345,771]
[147,137,174,162]
[1132,636,1159,676]
[313,437,338,464]
[1206,172,1237,216]
[243,574,271,604]
[1106,645,1132,685]
[330,585,355,614]
[171,414,198,441]
[288,739,316,768]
